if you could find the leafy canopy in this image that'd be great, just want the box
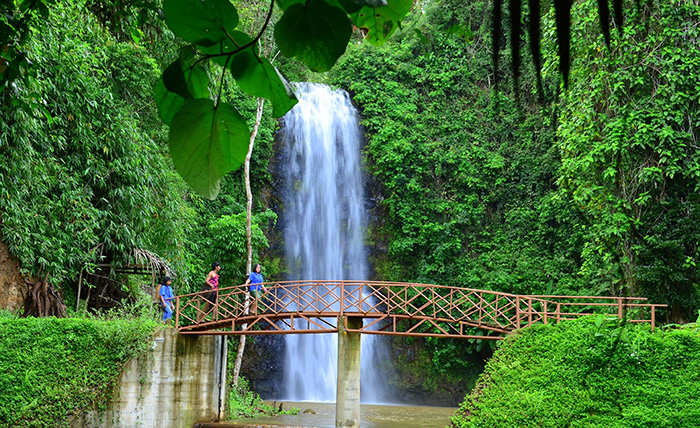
[156,0,412,199]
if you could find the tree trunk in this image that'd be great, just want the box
[22,273,67,318]
[232,97,266,386]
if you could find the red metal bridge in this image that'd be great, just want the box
[174,280,665,339]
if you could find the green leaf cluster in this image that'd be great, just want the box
[227,376,299,419]
[554,0,700,317]
[156,0,412,199]
[330,0,587,296]
[208,209,277,286]
[452,318,700,427]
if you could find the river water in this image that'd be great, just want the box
[201,402,457,428]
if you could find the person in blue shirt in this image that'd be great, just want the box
[159,277,175,324]
[245,263,268,314]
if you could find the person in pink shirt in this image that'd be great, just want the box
[203,262,220,319]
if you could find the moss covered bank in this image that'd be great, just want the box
[452,317,700,428]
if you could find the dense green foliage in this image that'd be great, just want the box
[556,0,700,320]
[330,0,700,322]
[0,0,282,300]
[0,0,194,284]
[0,312,157,427]
[208,209,277,285]
[451,317,700,427]
[227,376,298,419]
[331,0,586,296]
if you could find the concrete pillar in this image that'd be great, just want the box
[336,316,362,428]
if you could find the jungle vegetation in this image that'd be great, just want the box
[451,318,700,427]
[0,0,699,426]
[331,0,700,323]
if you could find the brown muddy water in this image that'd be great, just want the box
[198,401,457,428]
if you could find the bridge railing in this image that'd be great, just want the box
[173,281,665,335]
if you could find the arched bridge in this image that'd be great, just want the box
[173,281,665,339]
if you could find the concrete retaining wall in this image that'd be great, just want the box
[72,328,225,428]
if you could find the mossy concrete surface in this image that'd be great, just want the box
[72,328,224,428]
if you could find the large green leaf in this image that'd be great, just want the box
[158,49,209,125]
[336,0,388,14]
[351,0,412,46]
[276,0,386,14]
[274,0,352,72]
[154,78,184,126]
[275,0,305,11]
[163,0,239,47]
[200,30,256,67]
[162,56,209,100]
[230,50,298,117]
[169,99,250,199]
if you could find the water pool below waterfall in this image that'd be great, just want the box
[202,402,457,428]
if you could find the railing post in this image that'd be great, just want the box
[495,296,499,324]
[175,296,180,328]
[515,296,520,329]
[557,302,561,323]
[527,298,532,327]
[651,305,656,331]
[543,301,547,325]
[340,281,345,316]
[618,298,623,320]
[479,292,484,324]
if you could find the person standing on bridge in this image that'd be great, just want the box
[159,277,175,325]
[245,263,268,314]
[203,262,221,319]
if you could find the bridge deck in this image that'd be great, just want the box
[174,281,665,338]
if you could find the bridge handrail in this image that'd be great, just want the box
[173,280,666,336]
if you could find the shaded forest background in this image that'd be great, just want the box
[1,0,699,337]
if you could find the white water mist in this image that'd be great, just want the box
[279,83,392,403]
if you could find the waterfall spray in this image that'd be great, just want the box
[279,83,392,403]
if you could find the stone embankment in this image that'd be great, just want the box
[71,328,226,428]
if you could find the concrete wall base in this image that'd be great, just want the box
[71,328,224,428]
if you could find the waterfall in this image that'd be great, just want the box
[279,83,392,403]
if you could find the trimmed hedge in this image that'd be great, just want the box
[452,317,700,428]
[0,314,156,427]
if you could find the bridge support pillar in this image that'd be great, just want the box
[336,316,362,428]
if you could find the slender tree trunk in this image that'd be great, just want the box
[76,269,83,312]
[232,97,265,386]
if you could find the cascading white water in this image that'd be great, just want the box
[279,83,392,403]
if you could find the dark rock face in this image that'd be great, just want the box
[239,333,483,407]
[239,334,287,399]
[385,336,484,407]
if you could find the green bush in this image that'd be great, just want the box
[452,317,700,428]
[227,377,298,419]
[0,315,157,427]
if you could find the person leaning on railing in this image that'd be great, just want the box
[245,263,268,314]
[203,262,221,318]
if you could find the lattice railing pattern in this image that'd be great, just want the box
[174,281,665,338]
